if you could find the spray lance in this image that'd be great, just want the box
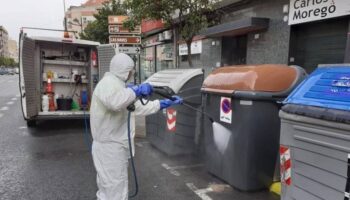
[152,86,214,122]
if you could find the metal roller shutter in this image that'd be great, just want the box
[290,17,348,73]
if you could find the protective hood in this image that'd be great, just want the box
[109,53,134,81]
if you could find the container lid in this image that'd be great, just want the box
[145,69,203,93]
[201,65,300,95]
[284,65,350,111]
[281,104,350,124]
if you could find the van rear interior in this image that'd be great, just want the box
[20,35,100,121]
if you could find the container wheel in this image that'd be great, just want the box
[26,120,37,127]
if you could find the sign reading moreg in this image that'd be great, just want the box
[289,0,350,25]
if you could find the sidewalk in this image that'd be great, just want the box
[132,117,280,200]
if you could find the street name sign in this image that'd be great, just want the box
[109,36,141,45]
[117,46,141,54]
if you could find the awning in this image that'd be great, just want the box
[202,17,269,37]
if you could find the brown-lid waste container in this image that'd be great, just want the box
[201,64,306,191]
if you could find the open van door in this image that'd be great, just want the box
[97,44,117,81]
[19,31,38,126]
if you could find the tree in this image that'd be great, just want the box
[0,57,17,68]
[124,0,219,67]
[80,0,127,43]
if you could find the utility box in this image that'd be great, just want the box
[201,64,306,191]
[280,64,350,200]
[145,69,204,156]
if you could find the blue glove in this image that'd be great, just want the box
[129,83,153,97]
[160,96,183,109]
[171,96,183,104]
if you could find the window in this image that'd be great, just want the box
[156,43,174,71]
[140,47,155,81]
[181,54,200,62]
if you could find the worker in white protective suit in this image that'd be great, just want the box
[90,53,182,200]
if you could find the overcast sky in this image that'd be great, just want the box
[0,0,86,41]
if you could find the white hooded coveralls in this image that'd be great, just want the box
[90,53,160,200]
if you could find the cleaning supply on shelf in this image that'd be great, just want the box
[57,98,73,111]
[72,69,78,82]
[48,94,56,111]
[71,100,80,111]
[47,70,54,79]
[46,78,53,93]
[81,90,89,110]
[42,95,49,112]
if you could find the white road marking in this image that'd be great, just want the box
[19,126,27,129]
[135,143,143,147]
[186,183,213,200]
[0,113,3,118]
[0,107,9,111]
[11,98,17,101]
[6,101,14,105]
[161,163,181,176]
[161,163,203,177]
[169,164,204,170]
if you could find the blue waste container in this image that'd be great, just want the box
[280,64,350,200]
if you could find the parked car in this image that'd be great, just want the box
[7,68,15,75]
[0,68,8,75]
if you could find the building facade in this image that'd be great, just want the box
[139,0,350,80]
[178,0,291,74]
[139,20,176,81]
[7,39,18,62]
[65,0,109,38]
[0,26,9,58]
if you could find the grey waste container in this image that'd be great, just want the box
[145,69,204,156]
[280,64,350,200]
[201,64,306,191]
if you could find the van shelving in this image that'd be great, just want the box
[19,28,119,126]
[40,49,89,101]
[42,59,88,66]
[19,31,102,126]
[42,77,89,84]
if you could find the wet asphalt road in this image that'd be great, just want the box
[0,75,279,200]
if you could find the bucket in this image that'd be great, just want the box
[56,98,73,111]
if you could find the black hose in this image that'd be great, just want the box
[127,111,139,198]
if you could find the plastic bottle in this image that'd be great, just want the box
[42,95,49,112]
[46,78,53,93]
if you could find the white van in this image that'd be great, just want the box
[19,29,116,126]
